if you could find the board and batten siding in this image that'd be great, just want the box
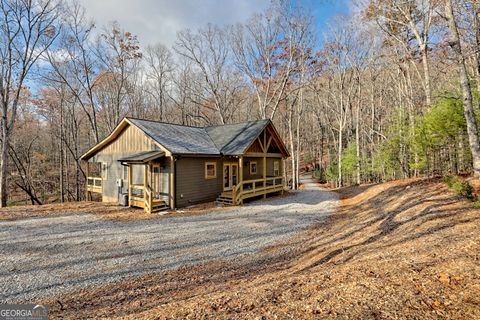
[101,124,158,154]
[91,124,160,203]
[266,157,282,176]
[175,157,223,208]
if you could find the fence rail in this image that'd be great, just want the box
[86,176,102,193]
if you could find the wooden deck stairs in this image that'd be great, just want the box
[215,191,234,206]
[151,200,169,212]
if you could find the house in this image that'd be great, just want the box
[81,117,290,213]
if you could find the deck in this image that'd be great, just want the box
[217,176,284,205]
[130,184,169,212]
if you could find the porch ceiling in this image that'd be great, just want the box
[118,151,165,164]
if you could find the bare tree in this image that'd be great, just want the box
[95,22,142,133]
[45,2,100,143]
[444,0,480,177]
[144,43,173,121]
[0,0,60,207]
[174,24,237,124]
[366,0,438,106]
[230,2,310,120]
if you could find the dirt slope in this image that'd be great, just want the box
[44,178,480,319]
[119,178,480,319]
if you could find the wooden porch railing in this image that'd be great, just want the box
[129,184,167,213]
[129,184,144,207]
[232,176,284,205]
[86,176,102,193]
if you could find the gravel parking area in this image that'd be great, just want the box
[0,177,337,302]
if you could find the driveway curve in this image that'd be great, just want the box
[0,175,337,302]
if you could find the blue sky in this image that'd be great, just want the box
[79,0,351,47]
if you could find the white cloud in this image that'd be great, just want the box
[78,0,270,47]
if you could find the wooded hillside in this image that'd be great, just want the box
[1,0,480,205]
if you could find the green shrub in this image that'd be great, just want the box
[313,169,326,184]
[443,175,475,200]
[474,198,480,208]
[442,175,455,188]
[452,180,474,200]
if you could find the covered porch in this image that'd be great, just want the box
[119,151,171,213]
[217,155,284,205]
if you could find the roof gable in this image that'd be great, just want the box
[206,119,270,155]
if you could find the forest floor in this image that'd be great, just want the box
[3,177,480,319]
[114,177,478,320]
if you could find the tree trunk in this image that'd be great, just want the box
[355,82,361,185]
[0,129,9,207]
[338,127,343,188]
[445,0,480,177]
[420,44,432,106]
[288,107,296,190]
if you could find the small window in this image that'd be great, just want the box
[102,162,108,179]
[250,161,257,175]
[123,166,128,180]
[205,162,216,179]
[274,161,280,176]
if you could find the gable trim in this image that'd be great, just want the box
[242,120,289,157]
[80,118,172,161]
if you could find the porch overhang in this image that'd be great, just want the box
[118,151,165,165]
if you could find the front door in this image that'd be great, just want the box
[223,163,238,191]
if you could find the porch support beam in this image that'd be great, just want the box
[263,131,267,198]
[128,164,132,207]
[239,156,243,205]
[244,153,283,158]
[85,161,90,201]
[170,157,175,209]
[144,164,148,213]
[263,155,267,199]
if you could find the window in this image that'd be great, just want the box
[250,161,257,175]
[123,165,128,180]
[205,162,216,179]
[274,161,280,176]
[102,162,108,179]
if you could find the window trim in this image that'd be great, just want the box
[250,161,258,175]
[205,162,217,179]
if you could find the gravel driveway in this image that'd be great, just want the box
[0,176,337,302]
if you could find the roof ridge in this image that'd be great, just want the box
[126,117,205,129]
[127,116,269,130]
[205,119,268,128]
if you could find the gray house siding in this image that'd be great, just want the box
[175,157,223,208]
[243,157,263,181]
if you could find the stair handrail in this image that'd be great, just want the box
[145,185,153,213]
[232,182,242,205]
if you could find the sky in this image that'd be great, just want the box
[79,0,351,47]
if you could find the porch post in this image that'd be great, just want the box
[281,159,285,195]
[85,161,90,201]
[263,156,267,199]
[144,164,148,212]
[263,130,267,198]
[170,156,175,209]
[239,156,243,205]
[128,164,132,207]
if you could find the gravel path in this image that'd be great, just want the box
[0,176,337,302]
